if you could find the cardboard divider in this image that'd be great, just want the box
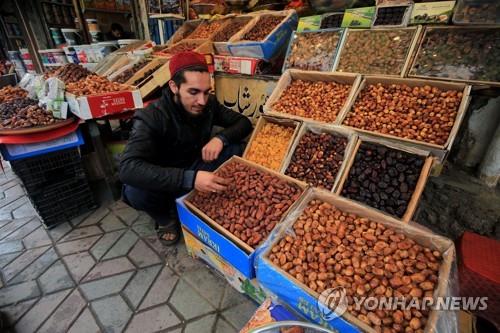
[333,26,423,77]
[242,115,302,173]
[183,155,308,254]
[264,69,362,125]
[335,134,434,223]
[337,75,472,152]
[281,123,358,193]
[257,187,455,333]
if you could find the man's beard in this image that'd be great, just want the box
[174,93,204,117]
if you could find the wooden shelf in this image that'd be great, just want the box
[149,13,185,19]
[83,8,131,14]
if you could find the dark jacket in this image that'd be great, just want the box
[119,88,253,193]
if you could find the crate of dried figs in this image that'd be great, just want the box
[243,115,301,173]
[256,187,456,333]
[184,156,307,253]
[283,124,358,193]
[282,28,345,72]
[264,69,361,125]
[339,76,471,152]
[409,26,500,86]
[213,16,255,55]
[336,137,433,222]
[335,27,421,77]
[228,10,298,61]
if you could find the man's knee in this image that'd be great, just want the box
[123,185,174,213]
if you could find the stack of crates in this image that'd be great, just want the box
[10,147,96,228]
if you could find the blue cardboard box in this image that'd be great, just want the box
[228,10,298,61]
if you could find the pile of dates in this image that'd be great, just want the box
[0,86,28,103]
[188,19,226,39]
[243,15,285,41]
[113,60,151,84]
[212,17,253,42]
[188,161,304,248]
[46,63,92,84]
[66,75,130,96]
[0,100,60,129]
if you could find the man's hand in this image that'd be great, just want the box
[194,171,229,193]
[202,137,224,162]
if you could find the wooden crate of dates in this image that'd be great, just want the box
[185,17,231,40]
[336,137,434,223]
[264,69,361,125]
[334,26,422,77]
[124,57,170,98]
[408,26,500,86]
[168,20,203,45]
[242,115,301,173]
[258,187,455,333]
[184,156,307,253]
[282,123,358,194]
[338,76,472,152]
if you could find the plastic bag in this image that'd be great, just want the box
[39,77,68,119]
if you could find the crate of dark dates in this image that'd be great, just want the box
[409,26,500,85]
[228,10,298,61]
[453,0,500,25]
[337,137,434,222]
[335,27,421,77]
[282,123,358,193]
[282,28,345,72]
[372,3,413,28]
[213,16,255,55]
[339,76,472,151]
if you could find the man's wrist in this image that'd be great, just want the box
[215,134,229,147]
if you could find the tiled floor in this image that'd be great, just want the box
[0,165,257,333]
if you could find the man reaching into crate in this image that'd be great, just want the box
[120,51,252,246]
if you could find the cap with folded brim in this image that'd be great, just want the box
[169,51,208,77]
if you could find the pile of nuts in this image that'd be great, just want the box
[410,28,500,82]
[245,122,295,171]
[132,64,163,86]
[269,199,441,332]
[284,31,342,71]
[188,19,226,39]
[243,15,285,41]
[0,103,60,129]
[113,60,151,83]
[46,63,92,84]
[212,17,252,42]
[453,2,499,24]
[66,75,130,96]
[188,161,303,248]
[273,80,352,123]
[343,83,462,145]
[286,132,347,191]
[0,86,28,103]
[337,29,414,75]
[341,142,424,218]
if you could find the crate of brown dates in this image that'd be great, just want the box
[283,123,358,194]
[122,57,170,99]
[339,76,472,154]
[66,74,143,120]
[334,27,422,77]
[179,156,307,278]
[213,15,256,55]
[184,17,231,40]
[167,20,203,45]
[264,69,362,126]
[154,39,213,58]
[228,10,298,61]
[243,115,302,173]
[256,187,456,333]
[336,136,434,223]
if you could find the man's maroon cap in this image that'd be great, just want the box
[169,51,208,77]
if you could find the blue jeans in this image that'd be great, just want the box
[123,143,244,227]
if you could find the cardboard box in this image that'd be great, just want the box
[338,76,472,154]
[228,10,298,61]
[410,1,456,25]
[256,188,456,333]
[281,124,358,193]
[333,26,422,77]
[213,16,256,56]
[213,55,263,75]
[66,90,143,120]
[242,115,302,173]
[181,226,267,304]
[335,135,434,223]
[179,156,307,278]
[264,69,362,126]
[341,7,376,28]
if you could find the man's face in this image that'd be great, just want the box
[112,29,122,38]
[169,71,211,117]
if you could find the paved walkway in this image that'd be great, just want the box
[0,164,257,333]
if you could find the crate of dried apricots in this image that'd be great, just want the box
[282,123,358,194]
[264,69,362,126]
[338,76,472,153]
[65,74,143,120]
[228,10,298,61]
[243,115,301,173]
[256,187,457,333]
[179,156,307,278]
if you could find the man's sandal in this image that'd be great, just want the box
[156,224,181,246]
